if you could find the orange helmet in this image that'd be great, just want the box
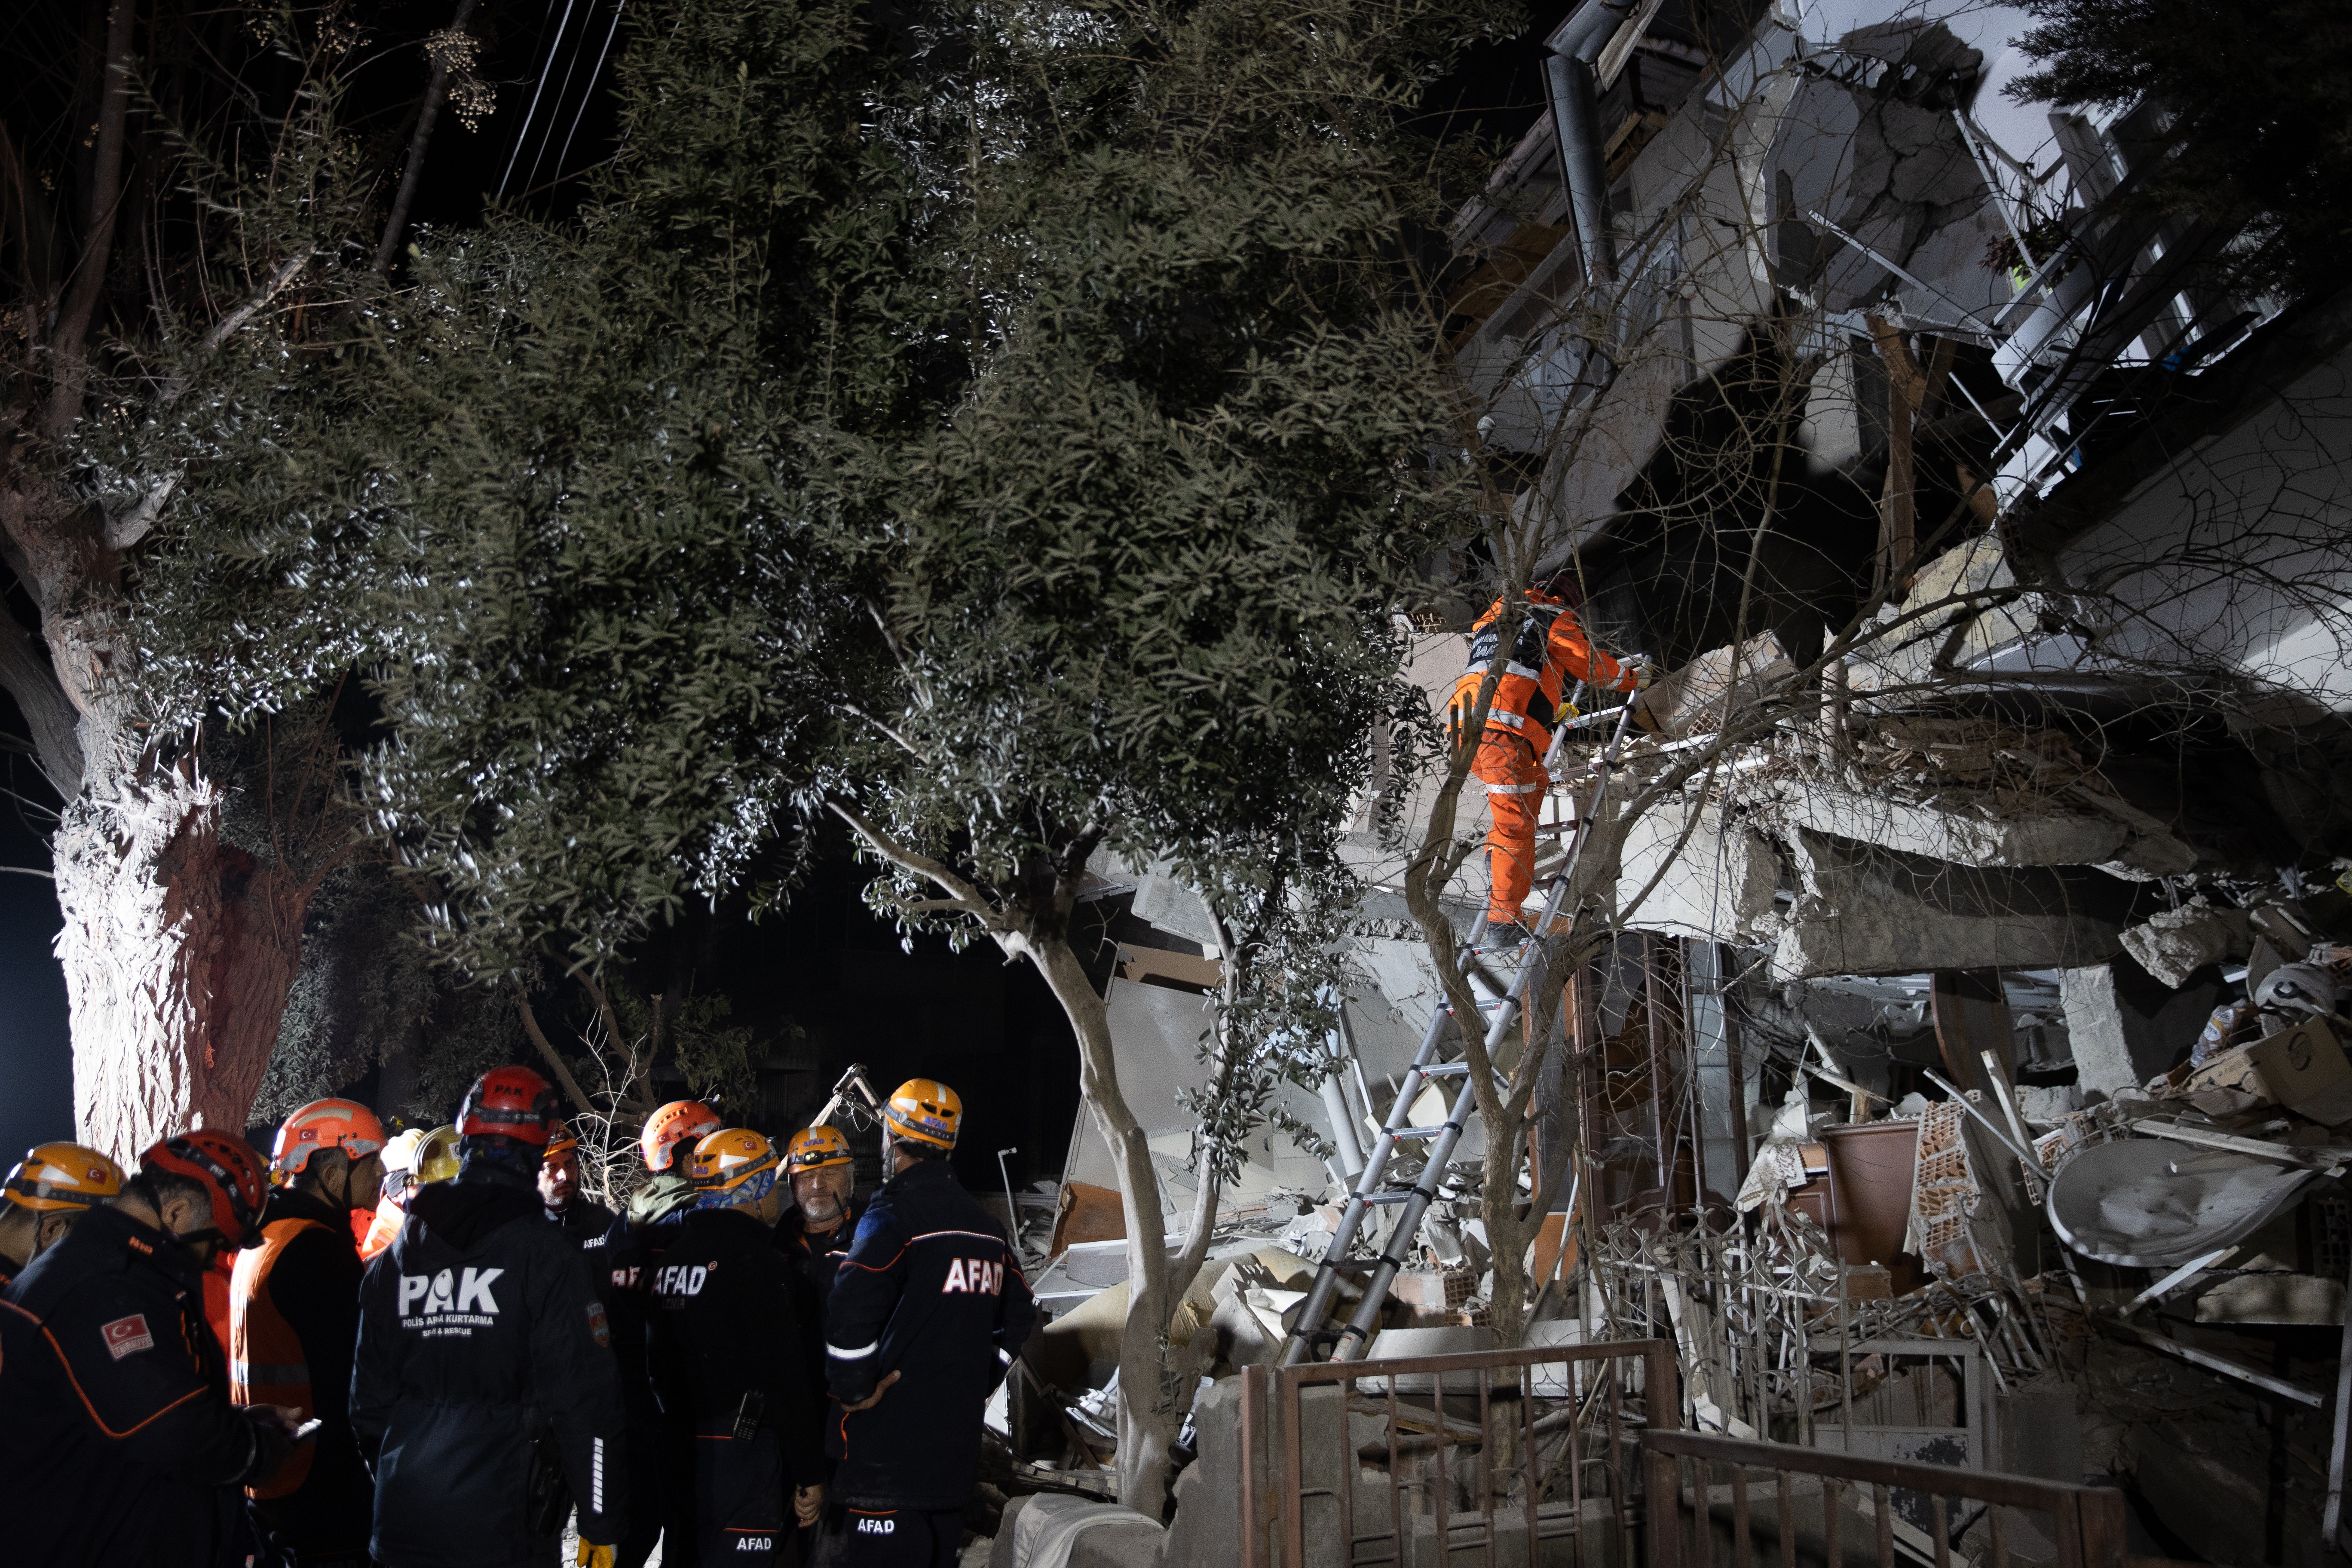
[4,1142,124,1213]
[688,1129,780,1207]
[140,1131,269,1248]
[545,1121,581,1161]
[785,1125,853,1173]
[640,1100,722,1173]
[458,1066,561,1148]
[882,1079,962,1150]
[271,1099,388,1176]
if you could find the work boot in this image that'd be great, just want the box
[1476,920,1531,953]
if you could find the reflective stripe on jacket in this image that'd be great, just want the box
[230,1213,330,1497]
[1449,592,1634,751]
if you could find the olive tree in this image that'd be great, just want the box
[132,0,1513,1507]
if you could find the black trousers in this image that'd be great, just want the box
[813,1506,962,1568]
[695,1424,792,1565]
[618,1414,700,1568]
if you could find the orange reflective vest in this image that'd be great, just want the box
[1449,592,1634,750]
[230,1214,331,1498]
[358,1193,404,1262]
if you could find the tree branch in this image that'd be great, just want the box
[827,799,1003,923]
[0,613,83,796]
[374,0,481,276]
[510,977,598,1120]
[108,251,311,551]
[44,0,138,438]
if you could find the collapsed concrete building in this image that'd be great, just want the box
[980,2,2352,1564]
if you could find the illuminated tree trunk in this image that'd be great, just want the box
[53,760,314,1158]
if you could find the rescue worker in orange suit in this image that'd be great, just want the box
[599,1098,723,1568]
[821,1081,1034,1568]
[234,1098,389,1568]
[0,1141,122,1291]
[542,1121,617,1247]
[354,1065,628,1568]
[0,1131,305,1566]
[1450,576,1644,943]
[649,1130,826,1565]
[772,1126,861,1562]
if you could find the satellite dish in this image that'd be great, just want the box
[2047,1137,2317,1269]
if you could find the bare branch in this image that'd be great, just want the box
[510,977,599,1120]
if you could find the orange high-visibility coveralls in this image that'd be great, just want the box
[1450,591,1636,927]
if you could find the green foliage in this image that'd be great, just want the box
[127,0,1516,1187]
[2006,0,2352,298]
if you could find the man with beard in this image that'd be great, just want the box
[540,1124,616,1249]
[772,1125,859,1563]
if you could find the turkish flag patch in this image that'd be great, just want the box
[587,1302,610,1349]
[101,1314,155,1360]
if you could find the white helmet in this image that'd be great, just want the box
[2256,962,2341,1017]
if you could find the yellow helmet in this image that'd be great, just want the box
[785,1125,853,1173]
[380,1127,429,1176]
[688,1129,781,1208]
[4,1142,124,1213]
[883,1079,962,1150]
[416,1125,462,1185]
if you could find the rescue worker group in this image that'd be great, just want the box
[0,1067,1032,1568]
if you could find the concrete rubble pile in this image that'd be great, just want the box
[966,0,2352,1553]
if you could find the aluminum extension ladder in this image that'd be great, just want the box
[1280,698,1641,1364]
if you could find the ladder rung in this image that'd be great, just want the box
[1417,1062,1470,1077]
[1390,1124,1451,1139]
[1362,1191,1419,1206]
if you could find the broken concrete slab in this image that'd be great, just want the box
[2060,958,2224,1099]
[1616,798,1782,941]
[992,1494,1165,1568]
[1640,637,1799,738]
[2119,899,2251,987]
[2193,1273,2346,1325]
[1771,829,2132,980]
[1752,782,2130,869]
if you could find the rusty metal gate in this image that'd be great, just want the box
[1242,1338,1682,1568]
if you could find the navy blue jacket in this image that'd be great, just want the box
[353,1161,628,1565]
[0,1205,276,1566]
[597,1173,700,1432]
[649,1206,827,1485]
[823,1159,1033,1510]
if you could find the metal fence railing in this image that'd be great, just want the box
[1642,1430,2132,1568]
[1242,1338,1682,1568]
[1237,1341,2138,1568]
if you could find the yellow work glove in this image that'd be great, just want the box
[576,1541,616,1568]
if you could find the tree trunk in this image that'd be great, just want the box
[0,453,327,1161]
[55,753,315,1158]
[1027,927,1194,1512]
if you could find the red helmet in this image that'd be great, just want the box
[458,1066,561,1148]
[640,1100,722,1173]
[140,1131,269,1248]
